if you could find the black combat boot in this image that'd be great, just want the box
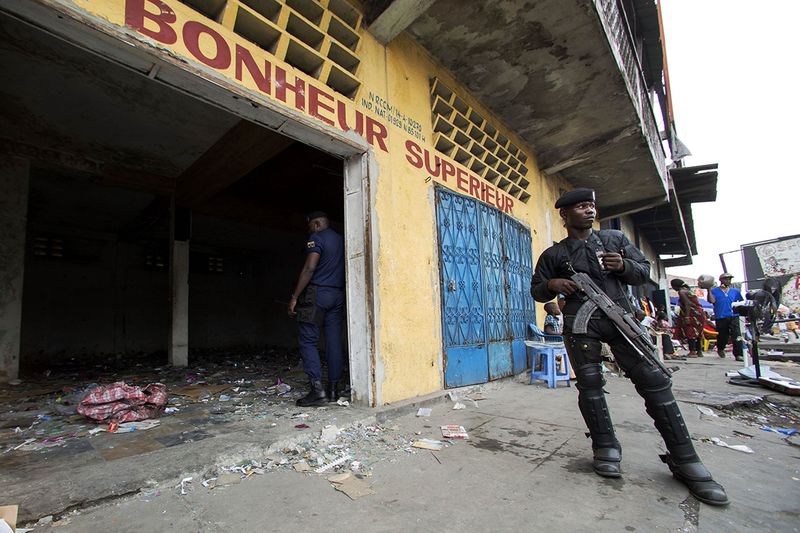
[327,381,340,402]
[630,362,730,506]
[296,380,327,407]
[575,363,622,478]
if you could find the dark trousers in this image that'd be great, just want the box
[563,316,699,463]
[298,287,345,382]
[715,316,743,358]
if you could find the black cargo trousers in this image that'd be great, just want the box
[562,315,699,465]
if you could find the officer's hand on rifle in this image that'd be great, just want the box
[600,252,625,272]
[547,278,580,296]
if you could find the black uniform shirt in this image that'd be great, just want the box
[531,230,650,320]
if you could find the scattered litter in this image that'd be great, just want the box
[760,426,798,436]
[320,425,340,443]
[441,425,468,439]
[336,398,350,407]
[179,476,193,495]
[452,402,466,410]
[350,461,361,470]
[764,350,785,356]
[35,515,53,527]
[295,424,310,429]
[328,472,374,500]
[412,438,444,451]
[416,407,432,417]
[88,427,104,436]
[696,406,719,417]
[292,413,310,419]
[164,407,180,414]
[108,419,161,433]
[467,393,487,401]
[732,430,754,439]
[705,437,754,454]
[201,478,217,488]
[315,454,352,473]
[219,394,232,402]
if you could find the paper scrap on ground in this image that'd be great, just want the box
[708,437,754,454]
[293,460,312,472]
[412,439,444,451]
[320,425,340,443]
[416,407,432,417]
[0,506,17,533]
[336,398,350,406]
[696,406,719,417]
[452,402,466,410]
[179,476,193,495]
[441,425,468,439]
[328,473,374,500]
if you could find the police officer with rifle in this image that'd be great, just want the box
[531,188,729,506]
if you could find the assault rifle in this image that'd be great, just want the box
[569,270,675,377]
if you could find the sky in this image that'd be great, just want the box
[659,1,799,283]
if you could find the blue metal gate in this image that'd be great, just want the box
[436,187,536,388]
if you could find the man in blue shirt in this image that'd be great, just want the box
[707,273,744,361]
[288,211,346,406]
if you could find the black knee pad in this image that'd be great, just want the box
[575,362,605,391]
[629,361,672,396]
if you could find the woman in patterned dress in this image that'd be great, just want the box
[671,279,706,357]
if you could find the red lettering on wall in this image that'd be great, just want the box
[309,86,335,126]
[456,169,469,192]
[494,192,505,211]
[468,176,480,199]
[125,0,177,44]
[485,185,495,205]
[235,44,271,94]
[275,66,306,112]
[441,161,455,183]
[365,118,388,153]
[423,151,441,177]
[405,140,423,168]
[337,101,364,135]
[183,21,231,69]
[504,196,514,214]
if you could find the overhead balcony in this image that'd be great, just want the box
[366,0,669,218]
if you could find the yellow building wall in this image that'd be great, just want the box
[59,0,572,404]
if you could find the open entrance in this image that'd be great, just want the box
[0,9,372,401]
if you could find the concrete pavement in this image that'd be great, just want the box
[22,356,800,532]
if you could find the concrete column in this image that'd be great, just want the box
[0,157,30,382]
[168,204,191,367]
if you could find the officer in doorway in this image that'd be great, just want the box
[288,211,345,407]
[531,188,728,506]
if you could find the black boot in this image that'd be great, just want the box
[630,362,730,506]
[296,380,327,407]
[575,363,622,478]
[660,454,730,506]
[327,381,340,402]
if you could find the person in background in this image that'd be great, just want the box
[671,278,705,358]
[707,273,744,361]
[288,211,346,406]
[543,301,563,335]
[654,311,677,359]
[787,314,800,340]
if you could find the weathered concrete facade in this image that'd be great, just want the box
[0,0,709,405]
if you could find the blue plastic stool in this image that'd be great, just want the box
[526,342,571,388]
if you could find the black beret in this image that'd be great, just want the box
[305,210,328,222]
[555,188,595,209]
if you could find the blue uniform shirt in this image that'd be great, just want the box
[710,286,743,319]
[306,228,345,289]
